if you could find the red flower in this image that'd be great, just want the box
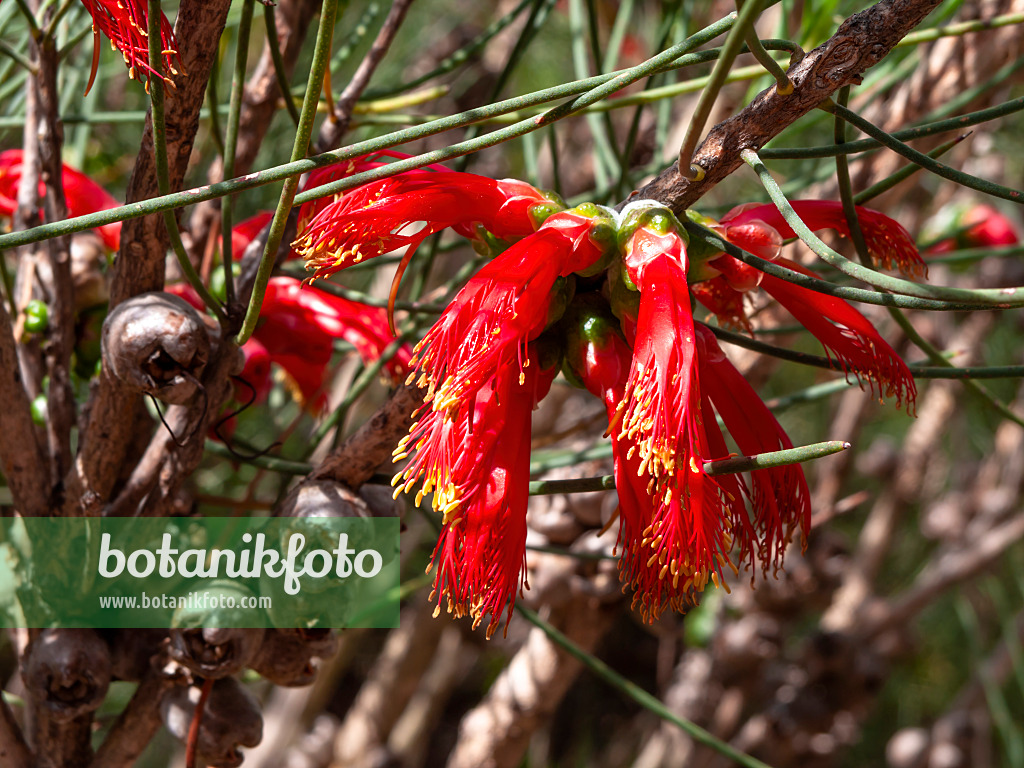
[396,349,557,637]
[0,150,121,250]
[80,0,182,91]
[614,207,735,615]
[697,253,916,410]
[292,156,558,281]
[692,204,918,411]
[409,206,614,416]
[721,200,925,277]
[694,325,810,572]
[296,151,451,231]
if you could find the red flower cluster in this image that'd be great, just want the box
[690,200,918,409]
[81,0,182,92]
[290,157,922,630]
[0,149,121,251]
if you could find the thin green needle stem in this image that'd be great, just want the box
[11,0,41,40]
[527,442,849,496]
[832,86,871,263]
[264,1,300,126]
[706,440,849,474]
[0,14,738,252]
[897,12,1024,47]
[206,65,226,156]
[741,2,792,93]
[740,149,1024,308]
[761,95,1024,159]
[528,475,616,495]
[148,0,225,322]
[204,440,313,475]
[221,0,256,308]
[710,323,1024,380]
[0,251,16,318]
[0,39,35,72]
[888,308,1024,429]
[823,101,1024,204]
[684,220,1019,312]
[364,0,535,99]
[676,0,763,179]
[764,379,855,412]
[853,135,963,204]
[517,605,776,768]
[236,0,338,345]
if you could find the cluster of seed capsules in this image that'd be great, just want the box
[292,153,921,636]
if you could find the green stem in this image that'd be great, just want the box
[888,308,1024,429]
[684,219,1023,311]
[264,0,300,126]
[740,148,1024,308]
[710,323,1024,379]
[761,95,1024,159]
[823,101,1024,204]
[705,440,849,475]
[832,86,871,263]
[0,39,36,72]
[0,250,16,318]
[517,606,776,768]
[363,0,535,99]
[11,0,41,40]
[853,135,963,204]
[148,0,225,321]
[529,475,616,495]
[221,0,256,308]
[0,14,738,252]
[676,0,765,179]
[897,11,1024,47]
[206,61,226,156]
[741,1,793,93]
[527,442,848,493]
[236,0,338,345]
[205,439,312,475]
